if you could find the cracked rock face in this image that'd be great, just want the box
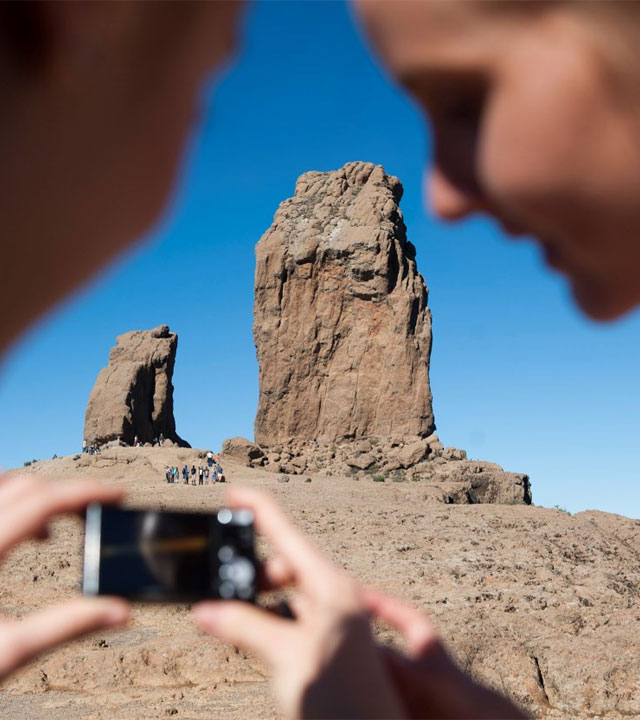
[83,325,188,447]
[253,161,434,447]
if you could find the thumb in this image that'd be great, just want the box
[0,597,130,679]
[363,589,441,658]
[193,601,294,666]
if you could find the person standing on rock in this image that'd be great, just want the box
[0,0,241,691]
[207,451,213,468]
[195,2,640,719]
[82,439,87,454]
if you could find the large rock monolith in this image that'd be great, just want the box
[84,325,189,447]
[253,161,434,448]
[230,161,530,505]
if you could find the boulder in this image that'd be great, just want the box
[347,453,377,470]
[220,437,264,467]
[435,461,532,505]
[396,438,430,468]
[83,325,189,448]
[443,446,467,461]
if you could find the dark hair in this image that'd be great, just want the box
[0,2,48,70]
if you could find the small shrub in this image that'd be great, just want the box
[392,470,407,483]
[305,477,312,483]
[371,473,386,483]
[23,460,31,467]
[553,504,571,515]
[411,473,421,482]
[369,437,379,446]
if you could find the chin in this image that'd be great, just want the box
[572,277,638,322]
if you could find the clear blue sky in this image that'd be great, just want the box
[1,1,639,518]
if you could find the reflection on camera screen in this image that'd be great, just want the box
[89,506,256,602]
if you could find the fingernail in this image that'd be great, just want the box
[103,600,130,625]
[193,604,220,630]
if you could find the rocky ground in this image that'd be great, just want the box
[1,447,639,719]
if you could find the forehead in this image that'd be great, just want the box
[356,0,524,81]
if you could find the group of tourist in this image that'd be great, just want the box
[134,434,165,447]
[164,453,224,485]
[81,439,100,456]
[81,433,172,455]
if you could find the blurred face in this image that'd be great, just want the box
[0,2,243,350]
[357,1,640,320]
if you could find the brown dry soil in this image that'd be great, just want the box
[1,447,639,719]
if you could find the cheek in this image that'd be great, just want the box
[477,55,640,319]
[477,35,616,240]
[480,79,599,235]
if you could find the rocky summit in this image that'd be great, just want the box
[83,325,188,447]
[236,162,530,503]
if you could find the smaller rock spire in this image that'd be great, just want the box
[83,325,189,447]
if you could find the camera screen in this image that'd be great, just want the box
[83,505,257,602]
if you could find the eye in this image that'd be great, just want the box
[439,89,484,126]
[404,72,488,131]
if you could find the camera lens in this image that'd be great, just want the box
[218,545,234,563]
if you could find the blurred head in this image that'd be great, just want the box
[0,1,242,351]
[356,0,640,320]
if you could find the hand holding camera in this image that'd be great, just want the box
[193,487,528,720]
[0,475,129,682]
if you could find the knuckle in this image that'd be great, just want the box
[319,574,365,615]
[0,629,24,674]
[22,477,49,501]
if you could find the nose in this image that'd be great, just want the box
[427,165,488,222]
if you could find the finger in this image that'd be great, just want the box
[262,599,296,620]
[193,600,294,666]
[260,555,295,592]
[0,481,124,557]
[224,486,333,592]
[0,597,130,678]
[364,589,439,658]
[0,474,42,507]
[382,644,528,720]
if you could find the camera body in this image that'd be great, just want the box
[83,504,258,602]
